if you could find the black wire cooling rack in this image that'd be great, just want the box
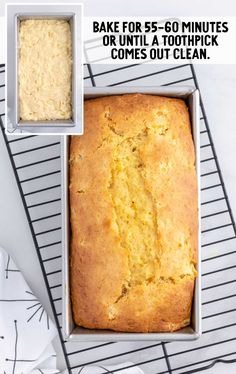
[1,61,236,374]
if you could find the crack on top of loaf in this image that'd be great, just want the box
[96,136,110,150]
[158,273,194,284]
[109,271,195,320]
[76,189,85,193]
[69,153,83,162]
[104,107,112,120]
[158,126,169,135]
[112,126,149,151]
[104,107,125,137]
[137,126,149,138]
[114,283,129,304]
[107,123,124,137]
[148,122,169,136]
[109,135,160,288]
[150,109,170,135]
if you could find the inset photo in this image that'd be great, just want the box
[6,3,83,135]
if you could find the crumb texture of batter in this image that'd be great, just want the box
[19,19,72,121]
[70,94,198,332]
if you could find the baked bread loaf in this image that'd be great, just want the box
[70,94,198,332]
[19,19,72,121]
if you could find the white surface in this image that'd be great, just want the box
[0,129,66,370]
[1,0,236,16]
[0,17,5,62]
[0,0,236,373]
[0,132,53,317]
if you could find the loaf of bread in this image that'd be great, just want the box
[70,94,198,332]
[19,19,72,121]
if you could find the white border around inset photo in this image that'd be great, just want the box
[5,2,84,136]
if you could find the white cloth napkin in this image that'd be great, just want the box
[0,246,58,374]
[74,363,145,374]
[0,246,145,374]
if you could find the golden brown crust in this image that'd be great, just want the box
[70,94,198,332]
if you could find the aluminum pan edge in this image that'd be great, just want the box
[62,85,201,341]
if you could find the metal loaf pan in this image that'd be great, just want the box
[6,4,83,132]
[62,86,201,341]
